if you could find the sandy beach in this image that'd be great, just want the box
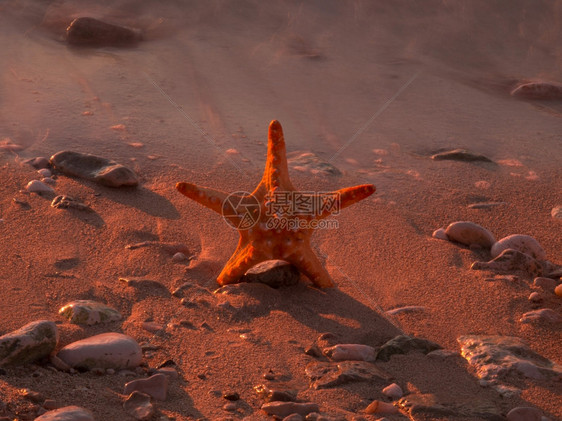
[0,1,561,420]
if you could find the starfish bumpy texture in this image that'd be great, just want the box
[177,120,375,288]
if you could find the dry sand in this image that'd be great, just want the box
[0,0,561,420]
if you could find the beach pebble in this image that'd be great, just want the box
[124,373,169,401]
[471,249,543,277]
[551,206,562,219]
[0,320,58,366]
[506,406,543,421]
[254,384,296,402]
[172,252,188,262]
[322,344,376,361]
[382,383,403,400]
[445,221,495,249]
[528,292,541,302]
[24,157,50,169]
[57,332,142,370]
[533,277,557,291]
[510,81,562,100]
[123,391,154,420]
[491,235,546,260]
[155,366,179,380]
[42,177,56,185]
[59,300,122,325]
[365,400,399,415]
[305,360,391,389]
[431,149,493,163]
[50,150,138,188]
[431,228,448,240]
[520,308,562,324]
[26,180,54,194]
[242,260,301,288]
[38,168,52,178]
[34,405,94,420]
[262,402,319,418]
[376,334,442,362]
[67,17,142,47]
[51,196,92,211]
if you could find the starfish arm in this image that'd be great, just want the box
[176,182,234,215]
[287,248,334,288]
[317,184,375,219]
[217,242,263,285]
[261,120,295,191]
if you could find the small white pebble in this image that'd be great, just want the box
[528,292,541,302]
[432,228,448,240]
[37,168,52,177]
[26,180,54,194]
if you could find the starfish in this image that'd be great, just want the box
[177,120,375,288]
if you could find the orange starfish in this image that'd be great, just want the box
[177,120,375,288]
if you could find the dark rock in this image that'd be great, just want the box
[243,260,301,288]
[50,151,138,187]
[24,157,50,169]
[376,335,442,362]
[305,360,392,389]
[0,320,58,366]
[223,392,240,401]
[67,17,142,47]
[431,149,494,163]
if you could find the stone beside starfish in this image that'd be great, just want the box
[177,120,375,288]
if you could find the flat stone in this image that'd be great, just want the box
[533,277,557,291]
[376,335,442,362]
[457,335,562,384]
[520,308,562,324]
[50,151,138,187]
[262,402,319,418]
[124,373,169,401]
[510,81,562,100]
[26,180,54,194]
[491,235,546,260]
[57,332,142,370]
[322,344,376,361]
[431,149,494,163]
[445,221,495,249]
[67,17,142,47]
[59,300,122,325]
[51,196,92,212]
[288,152,341,176]
[35,405,94,420]
[242,260,301,288]
[506,407,542,421]
[0,320,58,366]
[471,249,544,277]
[365,400,399,415]
[123,391,154,420]
[305,360,391,389]
[386,306,426,315]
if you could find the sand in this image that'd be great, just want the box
[0,0,561,420]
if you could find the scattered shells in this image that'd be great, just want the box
[445,221,495,249]
[491,234,546,261]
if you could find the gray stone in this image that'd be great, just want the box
[445,221,495,249]
[0,320,58,366]
[124,373,169,401]
[50,151,138,188]
[533,277,557,291]
[58,300,122,325]
[520,308,562,324]
[262,402,320,418]
[471,249,544,277]
[67,17,142,47]
[26,180,54,194]
[123,391,154,420]
[305,360,391,389]
[35,405,94,421]
[431,149,494,163]
[376,335,442,362]
[506,407,542,421]
[57,332,142,370]
[491,235,546,261]
[322,344,376,361]
[243,260,301,288]
[457,335,562,384]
